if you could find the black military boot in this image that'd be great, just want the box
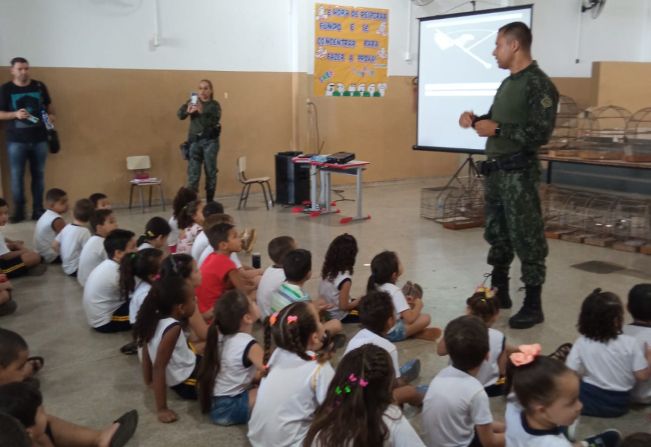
[206,190,215,203]
[509,285,544,329]
[491,268,512,309]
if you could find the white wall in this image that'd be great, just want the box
[0,0,649,77]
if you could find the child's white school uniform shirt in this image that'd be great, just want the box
[0,232,9,257]
[310,405,425,447]
[505,395,571,447]
[147,317,196,386]
[176,223,202,254]
[34,209,63,263]
[344,328,401,379]
[77,235,106,287]
[55,224,91,275]
[138,242,154,251]
[82,259,122,328]
[129,281,152,324]
[167,216,179,248]
[256,266,286,318]
[377,283,410,334]
[422,365,493,447]
[248,348,335,447]
[319,271,352,320]
[214,332,258,397]
[566,334,648,392]
[622,323,651,403]
[191,231,209,261]
[476,327,505,387]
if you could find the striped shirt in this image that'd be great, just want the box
[270,282,309,313]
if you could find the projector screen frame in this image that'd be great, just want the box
[413,4,534,155]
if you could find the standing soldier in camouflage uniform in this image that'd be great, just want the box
[459,22,558,329]
[178,79,222,203]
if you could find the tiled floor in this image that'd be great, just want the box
[1,178,650,446]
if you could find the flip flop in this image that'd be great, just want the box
[109,410,138,447]
[27,356,45,374]
[120,342,138,356]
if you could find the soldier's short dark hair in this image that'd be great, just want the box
[499,21,532,51]
[10,57,28,66]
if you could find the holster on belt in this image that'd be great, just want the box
[478,152,531,176]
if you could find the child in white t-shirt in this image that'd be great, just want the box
[566,289,651,417]
[176,199,204,254]
[120,248,164,324]
[89,192,111,210]
[77,209,118,287]
[197,290,264,425]
[34,188,68,264]
[136,216,171,252]
[345,290,426,406]
[134,277,199,423]
[257,236,296,319]
[305,344,425,447]
[0,198,44,278]
[318,234,360,322]
[168,187,198,253]
[248,301,335,447]
[191,201,224,260]
[505,346,622,447]
[53,199,94,276]
[82,229,137,332]
[367,251,437,342]
[422,315,505,447]
[623,284,651,404]
[437,287,509,397]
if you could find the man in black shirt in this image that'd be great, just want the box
[0,57,55,222]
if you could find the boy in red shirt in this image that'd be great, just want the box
[196,222,252,321]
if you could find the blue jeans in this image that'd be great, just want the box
[385,319,407,342]
[209,391,250,426]
[7,140,48,215]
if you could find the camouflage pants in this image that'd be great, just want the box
[187,139,219,198]
[484,165,548,286]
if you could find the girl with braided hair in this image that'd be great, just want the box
[248,301,335,447]
[305,344,424,447]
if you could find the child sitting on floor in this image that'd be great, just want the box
[176,199,205,254]
[82,229,136,333]
[345,291,426,406]
[422,315,505,447]
[191,201,224,260]
[0,198,44,277]
[53,198,94,277]
[34,188,68,264]
[168,187,198,253]
[367,250,437,342]
[134,277,200,423]
[623,284,651,405]
[319,234,360,323]
[78,209,118,287]
[257,236,296,319]
[566,288,651,417]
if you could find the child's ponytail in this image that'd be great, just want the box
[160,253,194,280]
[177,200,201,230]
[119,248,163,301]
[265,302,318,373]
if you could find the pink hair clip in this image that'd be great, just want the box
[269,312,279,326]
[287,315,298,324]
[348,373,357,383]
[359,379,368,388]
[153,273,161,281]
[509,343,542,367]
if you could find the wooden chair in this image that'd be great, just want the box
[126,155,165,213]
[237,156,274,210]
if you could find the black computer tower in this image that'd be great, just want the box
[275,151,310,205]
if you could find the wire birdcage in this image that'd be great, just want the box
[434,179,485,226]
[560,191,595,230]
[613,198,651,240]
[540,185,573,228]
[624,107,651,162]
[584,195,618,235]
[577,105,631,160]
[551,96,581,143]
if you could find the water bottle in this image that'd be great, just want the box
[41,110,54,130]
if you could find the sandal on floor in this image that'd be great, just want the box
[548,342,573,363]
[120,342,138,356]
[110,410,138,447]
[27,356,45,374]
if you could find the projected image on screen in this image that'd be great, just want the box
[416,6,532,153]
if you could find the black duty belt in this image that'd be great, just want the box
[478,152,532,176]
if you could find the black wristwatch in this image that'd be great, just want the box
[494,125,501,137]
